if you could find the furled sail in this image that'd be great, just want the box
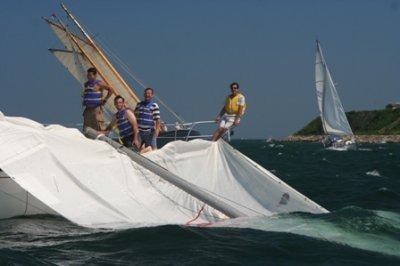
[315,41,353,136]
[0,113,327,228]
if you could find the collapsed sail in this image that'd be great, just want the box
[0,113,327,228]
[315,41,353,136]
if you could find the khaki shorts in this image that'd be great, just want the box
[83,106,105,131]
[219,114,238,129]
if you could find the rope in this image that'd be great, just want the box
[184,205,211,226]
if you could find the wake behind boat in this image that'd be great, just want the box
[315,41,356,150]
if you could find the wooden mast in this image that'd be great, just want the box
[60,3,140,103]
[43,16,117,96]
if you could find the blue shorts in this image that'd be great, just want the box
[139,129,157,149]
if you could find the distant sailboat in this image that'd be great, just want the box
[315,40,355,149]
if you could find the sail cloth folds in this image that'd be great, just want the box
[0,114,226,228]
[315,42,353,136]
[0,114,327,228]
[146,140,328,216]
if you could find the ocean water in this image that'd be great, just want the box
[1,141,400,265]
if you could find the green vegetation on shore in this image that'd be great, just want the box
[294,107,400,136]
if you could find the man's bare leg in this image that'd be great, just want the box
[212,128,227,141]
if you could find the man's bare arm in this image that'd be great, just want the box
[154,119,161,137]
[125,110,139,137]
[234,105,244,125]
[105,117,117,132]
[125,110,140,147]
[98,81,114,104]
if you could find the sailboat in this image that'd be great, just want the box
[0,5,329,225]
[315,40,356,149]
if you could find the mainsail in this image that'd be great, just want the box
[0,113,328,228]
[315,41,353,136]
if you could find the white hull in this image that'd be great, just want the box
[326,143,357,151]
[0,171,56,219]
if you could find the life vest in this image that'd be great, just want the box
[116,108,134,138]
[224,93,246,115]
[82,80,102,106]
[136,101,155,129]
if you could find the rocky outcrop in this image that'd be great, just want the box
[286,135,400,143]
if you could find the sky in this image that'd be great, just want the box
[0,0,399,139]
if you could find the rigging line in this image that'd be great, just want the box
[95,38,186,124]
[199,186,266,217]
[78,24,186,123]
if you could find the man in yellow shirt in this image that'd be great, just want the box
[212,82,246,141]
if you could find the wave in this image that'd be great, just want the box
[1,209,400,264]
[358,148,373,151]
[213,207,400,257]
[366,170,382,177]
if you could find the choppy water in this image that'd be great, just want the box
[1,141,400,265]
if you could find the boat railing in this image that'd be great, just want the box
[159,120,231,142]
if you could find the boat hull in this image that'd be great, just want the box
[0,171,56,219]
[157,129,202,148]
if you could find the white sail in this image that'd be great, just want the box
[0,113,327,228]
[73,37,139,109]
[46,19,141,117]
[48,22,73,50]
[49,49,92,84]
[315,42,353,136]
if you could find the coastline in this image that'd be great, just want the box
[286,135,400,144]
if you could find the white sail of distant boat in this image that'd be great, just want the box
[315,41,354,138]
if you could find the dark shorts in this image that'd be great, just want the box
[138,129,157,149]
[121,135,139,151]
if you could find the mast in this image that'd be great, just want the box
[43,16,117,96]
[60,3,140,103]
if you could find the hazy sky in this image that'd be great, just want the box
[0,0,399,138]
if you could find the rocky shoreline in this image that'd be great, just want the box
[286,135,400,144]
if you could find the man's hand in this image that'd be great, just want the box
[133,138,140,148]
[233,118,240,126]
[215,116,221,123]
